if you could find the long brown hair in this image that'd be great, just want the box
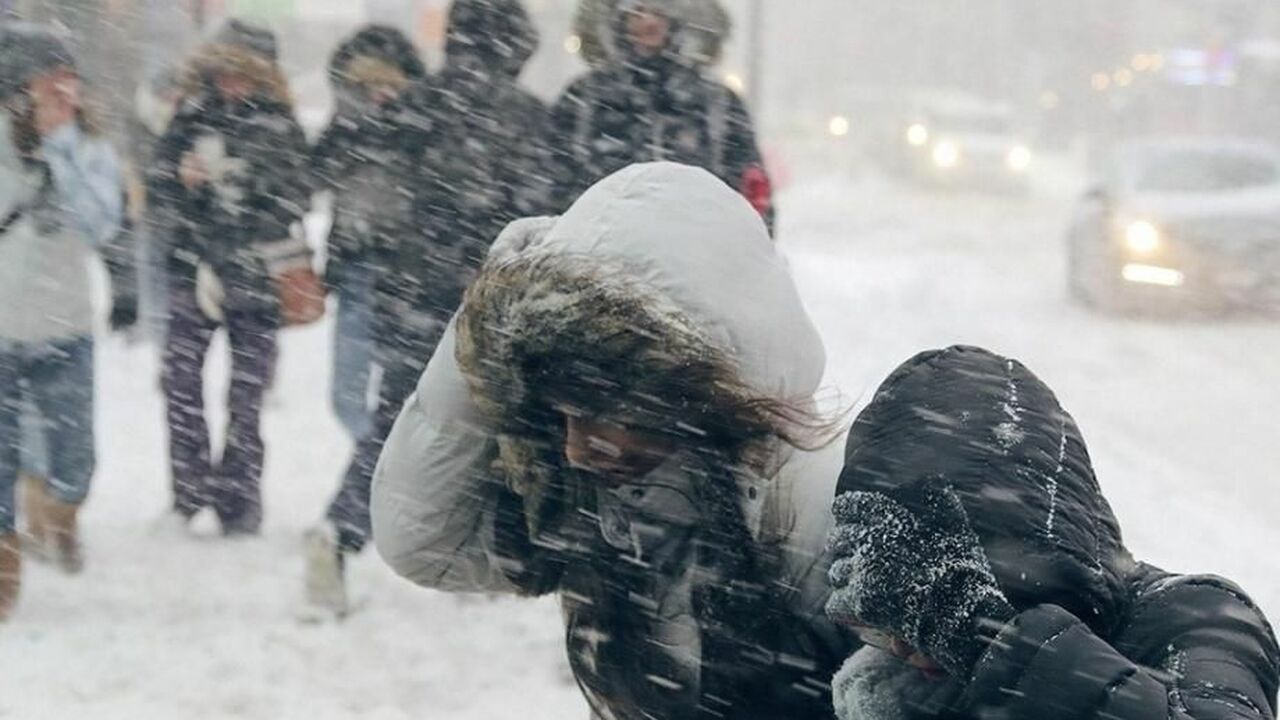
[456,252,844,535]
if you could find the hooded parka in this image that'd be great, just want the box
[372,163,853,718]
[549,0,771,223]
[149,29,309,313]
[831,346,1280,720]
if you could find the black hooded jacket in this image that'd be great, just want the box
[834,346,1279,720]
[372,0,551,362]
[149,44,308,312]
[310,26,429,296]
[548,0,770,220]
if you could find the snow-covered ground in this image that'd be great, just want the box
[4,161,1279,718]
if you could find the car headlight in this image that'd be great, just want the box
[1124,220,1162,254]
[1007,145,1032,172]
[932,141,961,168]
[906,123,929,147]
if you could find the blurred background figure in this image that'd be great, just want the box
[549,0,773,225]
[0,22,126,619]
[150,19,312,538]
[311,25,426,455]
[303,23,427,618]
[574,0,731,69]
[302,0,550,620]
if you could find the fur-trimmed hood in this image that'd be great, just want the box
[455,162,826,537]
[458,161,825,428]
[179,31,292,108]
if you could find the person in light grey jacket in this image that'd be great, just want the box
[0,23,125,620]
[372,162,857,718]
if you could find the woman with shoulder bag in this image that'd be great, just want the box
[149,19,319,538]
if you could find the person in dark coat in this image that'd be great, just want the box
[303,0,550,618]
[310,25,427,445]
[302,23,429,616]
[825,345,1280,720]
[550,0,773,224]
[149,19,311,537]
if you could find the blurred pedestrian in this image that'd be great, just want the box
[372,163,855,715]
[311,25,426,449]
[574,0,730,69]
[302,23,428,615]
[0,22,128,619]
[303,0,551,618]
[551,0,773,225]
[150,19,314,537]
[825,347,1280,720]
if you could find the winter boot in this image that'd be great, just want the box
[43,500,84,575]
[0,533,19,621]
[303,521,349,619]
[20,474,51,562]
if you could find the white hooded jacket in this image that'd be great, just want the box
[371,162,848,713]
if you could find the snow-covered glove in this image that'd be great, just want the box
[195,262,225,323]
[825,478,1015,679]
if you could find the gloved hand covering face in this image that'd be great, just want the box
[825,477,1016,678]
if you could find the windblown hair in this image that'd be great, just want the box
[179,42,293,108]
[456,251,838,535]
[458,251,846,714]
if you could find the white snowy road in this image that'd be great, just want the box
[3,167,1278,719]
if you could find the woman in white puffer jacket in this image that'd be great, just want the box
[371,162,856,719]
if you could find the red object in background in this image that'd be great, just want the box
[741,164,773,218]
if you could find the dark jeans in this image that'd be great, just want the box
[326,329,441,553]
[162,287,278,533]
[0,336,96,534]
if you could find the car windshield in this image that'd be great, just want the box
[1132,149,1280,193]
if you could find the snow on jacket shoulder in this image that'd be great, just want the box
[372,162,839,601]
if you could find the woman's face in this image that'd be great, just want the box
[625,9,672,58]
[215,72,255,103]
[562,414,678,483]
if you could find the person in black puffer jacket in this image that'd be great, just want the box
[301,0,551,618]
[303,23,429,617]
[149,20,310,537]
[550,0,773,226]
[825,346,1280,720]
